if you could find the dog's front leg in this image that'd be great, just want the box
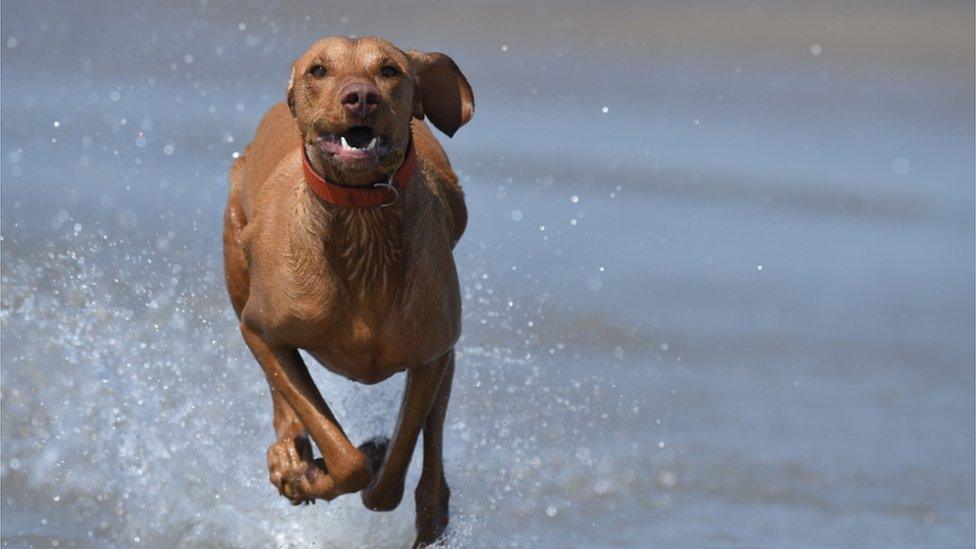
[241,323,371,502]
[361,350,452,513]
[265,383,317,504]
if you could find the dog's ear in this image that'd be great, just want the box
[409,71,425,121]
[406,50,474,137]
[286,63,297,117]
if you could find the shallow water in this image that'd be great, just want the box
[2,1,974,547]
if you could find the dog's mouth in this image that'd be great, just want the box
[317,126,394,162]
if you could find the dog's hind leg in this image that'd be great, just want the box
[222,174,249,319]
[413,350,454,547]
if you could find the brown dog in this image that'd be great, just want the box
[222,36,473,547]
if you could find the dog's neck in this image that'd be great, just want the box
[328,205,403,296]
[293,182,405,299]
[293,138,417,297]
[301,141,415,208]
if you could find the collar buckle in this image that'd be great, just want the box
[373,174,399,208]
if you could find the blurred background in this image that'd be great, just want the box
[2,1,973,547]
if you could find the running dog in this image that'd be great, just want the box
[222,36,473,547]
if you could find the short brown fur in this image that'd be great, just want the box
[222,36,473,547]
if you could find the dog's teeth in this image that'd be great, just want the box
[366,137,377,150]
[340,136,351,150]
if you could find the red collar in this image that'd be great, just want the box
[302,140,416,208]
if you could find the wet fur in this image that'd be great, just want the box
[222,36,472,548]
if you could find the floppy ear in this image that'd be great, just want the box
[286,63,297,117]
[407,50,474,137]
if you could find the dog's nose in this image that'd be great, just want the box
[340,83,381,117]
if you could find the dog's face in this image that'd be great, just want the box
[288,36,474,185]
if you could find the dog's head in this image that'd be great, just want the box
[287,36,474,185]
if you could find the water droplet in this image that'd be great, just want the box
[586,274,602,292]
[658,470,677,487]
[891,157,910,175]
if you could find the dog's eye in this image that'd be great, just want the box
[308,65,327,78]
[379,65,400,78]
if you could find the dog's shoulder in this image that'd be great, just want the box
[411,120,467,245]
[235,103,302,207]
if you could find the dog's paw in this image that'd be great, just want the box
[414,473,450,546]
[358,435,390,478]
[267,436,322,505]
[359,435,406,511]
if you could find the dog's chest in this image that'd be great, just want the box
[248,209,460,379]
[291,262,459,382]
